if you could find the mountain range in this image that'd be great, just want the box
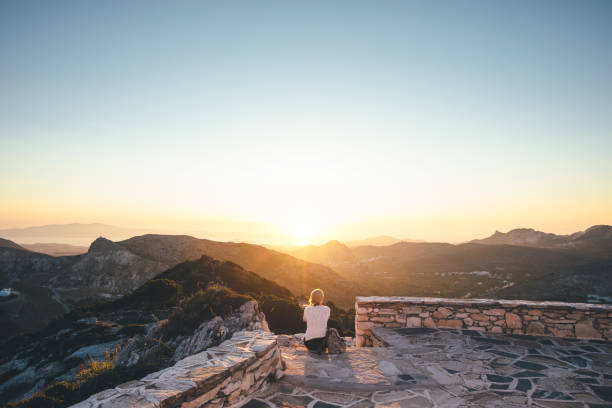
[286,225,612,305]
[0,234,363,341]
[1,224,611,343]
[471,225,612,258]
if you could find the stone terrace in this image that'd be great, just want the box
[71,297,612,407]
[245,327,612,408]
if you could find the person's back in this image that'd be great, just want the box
[302,288,345,355]
[304,304,330,341]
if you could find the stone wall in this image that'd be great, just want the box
[355,296,612,347]
[71,330,284,408]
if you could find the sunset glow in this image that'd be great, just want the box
[1,1,611,245]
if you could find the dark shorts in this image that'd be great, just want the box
[304,335,327,354]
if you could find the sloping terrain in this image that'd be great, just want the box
[287,231,612,303]
[0,239,28,251]
[118,234,365,308]
[0,238,169,340]
[0,234,363,341]
[0,255,291,406]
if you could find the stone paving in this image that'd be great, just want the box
[242,328,612,407]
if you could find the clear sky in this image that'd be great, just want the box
[1,1,611,245]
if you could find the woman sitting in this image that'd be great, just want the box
[303,288,331,354]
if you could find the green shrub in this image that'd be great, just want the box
[259,295,306,334]
[163,285,252,339]
[120,279,180,308]
[1,382,34,406]
[9,393,62,408]
[42,382,77,401]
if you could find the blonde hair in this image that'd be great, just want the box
[309,288,325,306]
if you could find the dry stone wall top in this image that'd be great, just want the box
[70,330,284,408]
[355,296,612,347]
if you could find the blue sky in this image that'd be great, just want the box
[1,1,611,243]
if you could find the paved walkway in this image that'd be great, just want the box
[242,328,612,407]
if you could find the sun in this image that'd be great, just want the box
[290,222,315,246]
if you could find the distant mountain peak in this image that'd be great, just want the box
[88,237,124,252]
[322,240,348,249]
[471,225,612,250]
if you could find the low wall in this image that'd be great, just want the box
[355,296,612,347]
[71,330,284,408]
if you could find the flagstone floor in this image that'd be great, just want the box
[241,328,612,407]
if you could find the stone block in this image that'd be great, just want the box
[454,313,468,318]
[543,319,576,324]
[472,314,489,322]
[221,378,241,395]
[433,307,453,319]
[491,326,503,333]
[553,323,575,330]
[240,372,255,392]
[493,320,505,326]
[575,320,602,339]
[405,317,422,328]
[226,388,242,405]
[463,318,474,326]
[356,322,375,331]
[370,315,395,323]
[423,317,436,328]
[484,309,506,316]
[403,306,422,315]
[528,310,542,316]
[419,312,431,318]
[526,321,545,335]
[505,313,522,329]
[548,327,573,338]
[438,319,463,329]
[181,381,224,408]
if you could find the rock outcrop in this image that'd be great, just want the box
[116,300,269,367]
[0,298,269,405]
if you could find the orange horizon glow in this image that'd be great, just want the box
[1,197,610,246]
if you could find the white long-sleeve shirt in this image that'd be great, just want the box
[303,305,330,340]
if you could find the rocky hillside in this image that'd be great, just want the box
[0,237,169,340]
[0,256,284,406]
[118,234,365,308]
[471,225,612,258]
[0,234,362,341]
